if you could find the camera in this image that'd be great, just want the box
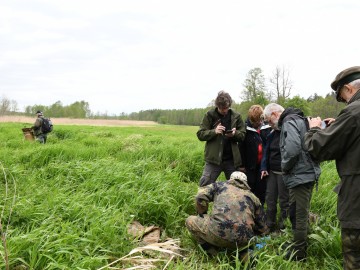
[225,130,233,134]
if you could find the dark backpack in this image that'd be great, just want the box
[42,118,53,133]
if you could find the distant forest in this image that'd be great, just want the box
[0,68,346,126]
[0,92,345,126]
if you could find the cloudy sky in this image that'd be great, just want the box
[1,0,359,115]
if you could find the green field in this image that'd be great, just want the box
[0,123,343,269]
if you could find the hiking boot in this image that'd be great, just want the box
[200,243,219,257]
[284,247,307,261]
[278,220,286,230]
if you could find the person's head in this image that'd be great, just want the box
[36,110,43,117]
[230,171,250,189]
[248,105,264,129]
[215,90,233,116]
[263,103,284,130]
[331,66,360,103]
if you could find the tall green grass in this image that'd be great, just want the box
[0,123,343,269]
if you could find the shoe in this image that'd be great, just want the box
[200,243,219,257]
[278,220,285,230]
[284,249,306,261]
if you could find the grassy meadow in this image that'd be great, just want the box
[0,122,343,269]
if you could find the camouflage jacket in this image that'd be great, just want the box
[195,179,268,244]
[32,117,44,136]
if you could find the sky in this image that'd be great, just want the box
[1,0,359,115]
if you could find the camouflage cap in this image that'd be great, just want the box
[230,171,247,182]
[230,171,250,190]
[331,66,360,102]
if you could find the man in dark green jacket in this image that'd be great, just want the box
[197,91,246,187]
[304,66,360,270]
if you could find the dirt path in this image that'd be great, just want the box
[0,116,158,127]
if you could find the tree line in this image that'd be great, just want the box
[0,66,345,125]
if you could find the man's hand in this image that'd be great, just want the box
[215,124,226,135]
[307,117,322,129]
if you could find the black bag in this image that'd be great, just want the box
[42,118,53,133]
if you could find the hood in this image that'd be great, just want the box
[278,107,304,129]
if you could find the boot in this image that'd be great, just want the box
[200,243,219,257]
[284,230,307,261]
[278,218,285,231]
[266,209,277,232]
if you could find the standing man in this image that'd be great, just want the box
[261,104,289,232]
[304,66,360,269]
[264,103,321,261]
[32,110,47,144]
[197,90,246,187]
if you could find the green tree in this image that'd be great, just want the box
[241,68,267,103]
[309,92,345,118]
[283,95,311,116]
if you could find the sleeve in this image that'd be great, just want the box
[196,113,218,142]
[260,133,271,171]
[195,184,216,215]
[304,109,358,161]
[253,199,269,235]
[281,120,302,173]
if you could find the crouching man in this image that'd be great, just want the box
[185,171,269,255]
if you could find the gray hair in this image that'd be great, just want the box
[263,103,284,118]
[349,79,360,89]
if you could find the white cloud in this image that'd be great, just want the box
[1,0,359,114]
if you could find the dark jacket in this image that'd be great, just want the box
[260,129,282,172]
[197,108,246,168]
[278,108,321,189]
[240,119,271,170]
[304,90,360,228]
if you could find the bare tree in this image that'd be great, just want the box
[10,100,18,113]
[0,96,11,115]
[269,65,293,103]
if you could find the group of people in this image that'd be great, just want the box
[186,66,360,269]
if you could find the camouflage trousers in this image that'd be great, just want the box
[185,215,246,250]
[342,228,360,270]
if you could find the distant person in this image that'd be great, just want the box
[239,105,271,204]
[261,103,289,232]
[265,103,321,261]
[185,171,268,255]
[197,90,246,187]
[304,66,360,270]
[32,110,48,144]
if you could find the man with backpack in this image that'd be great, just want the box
[32,110,52,144]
